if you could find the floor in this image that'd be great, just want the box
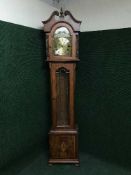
[1,151,131,175]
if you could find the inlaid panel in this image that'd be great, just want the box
[49,134,76,159]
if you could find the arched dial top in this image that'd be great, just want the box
[43,9,81,61]
[53,27,72,56]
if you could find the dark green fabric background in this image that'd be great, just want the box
[0,20,131,169]
[0,21,50,168]
[77,30,131,166]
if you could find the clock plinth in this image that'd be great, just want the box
[48,128,79,164]
[43,10,81,164]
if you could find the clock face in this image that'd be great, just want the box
[53,27,72,56]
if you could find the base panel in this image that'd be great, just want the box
[48,159,79,164]
[48,129,79,163]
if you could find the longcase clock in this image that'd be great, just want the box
[43,9,81,165]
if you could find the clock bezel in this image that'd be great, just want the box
[47,22,79,62]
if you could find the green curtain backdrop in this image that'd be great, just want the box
[0,20,131,168]
[77,29,131,166]
[0,21,50,168]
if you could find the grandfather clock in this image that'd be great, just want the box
[43,9,81,165]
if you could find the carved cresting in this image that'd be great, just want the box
[43,9,81,165]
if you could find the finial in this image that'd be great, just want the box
[59,7,64,17]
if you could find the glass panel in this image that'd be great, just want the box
[53,27,72,56]
[56,68,69,126]
[76,35,79,57]
[46,34,49,57]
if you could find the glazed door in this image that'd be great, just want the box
[49,63,76,129]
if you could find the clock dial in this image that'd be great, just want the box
[53,27,72,56]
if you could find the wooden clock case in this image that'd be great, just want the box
[43,9,81,165]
